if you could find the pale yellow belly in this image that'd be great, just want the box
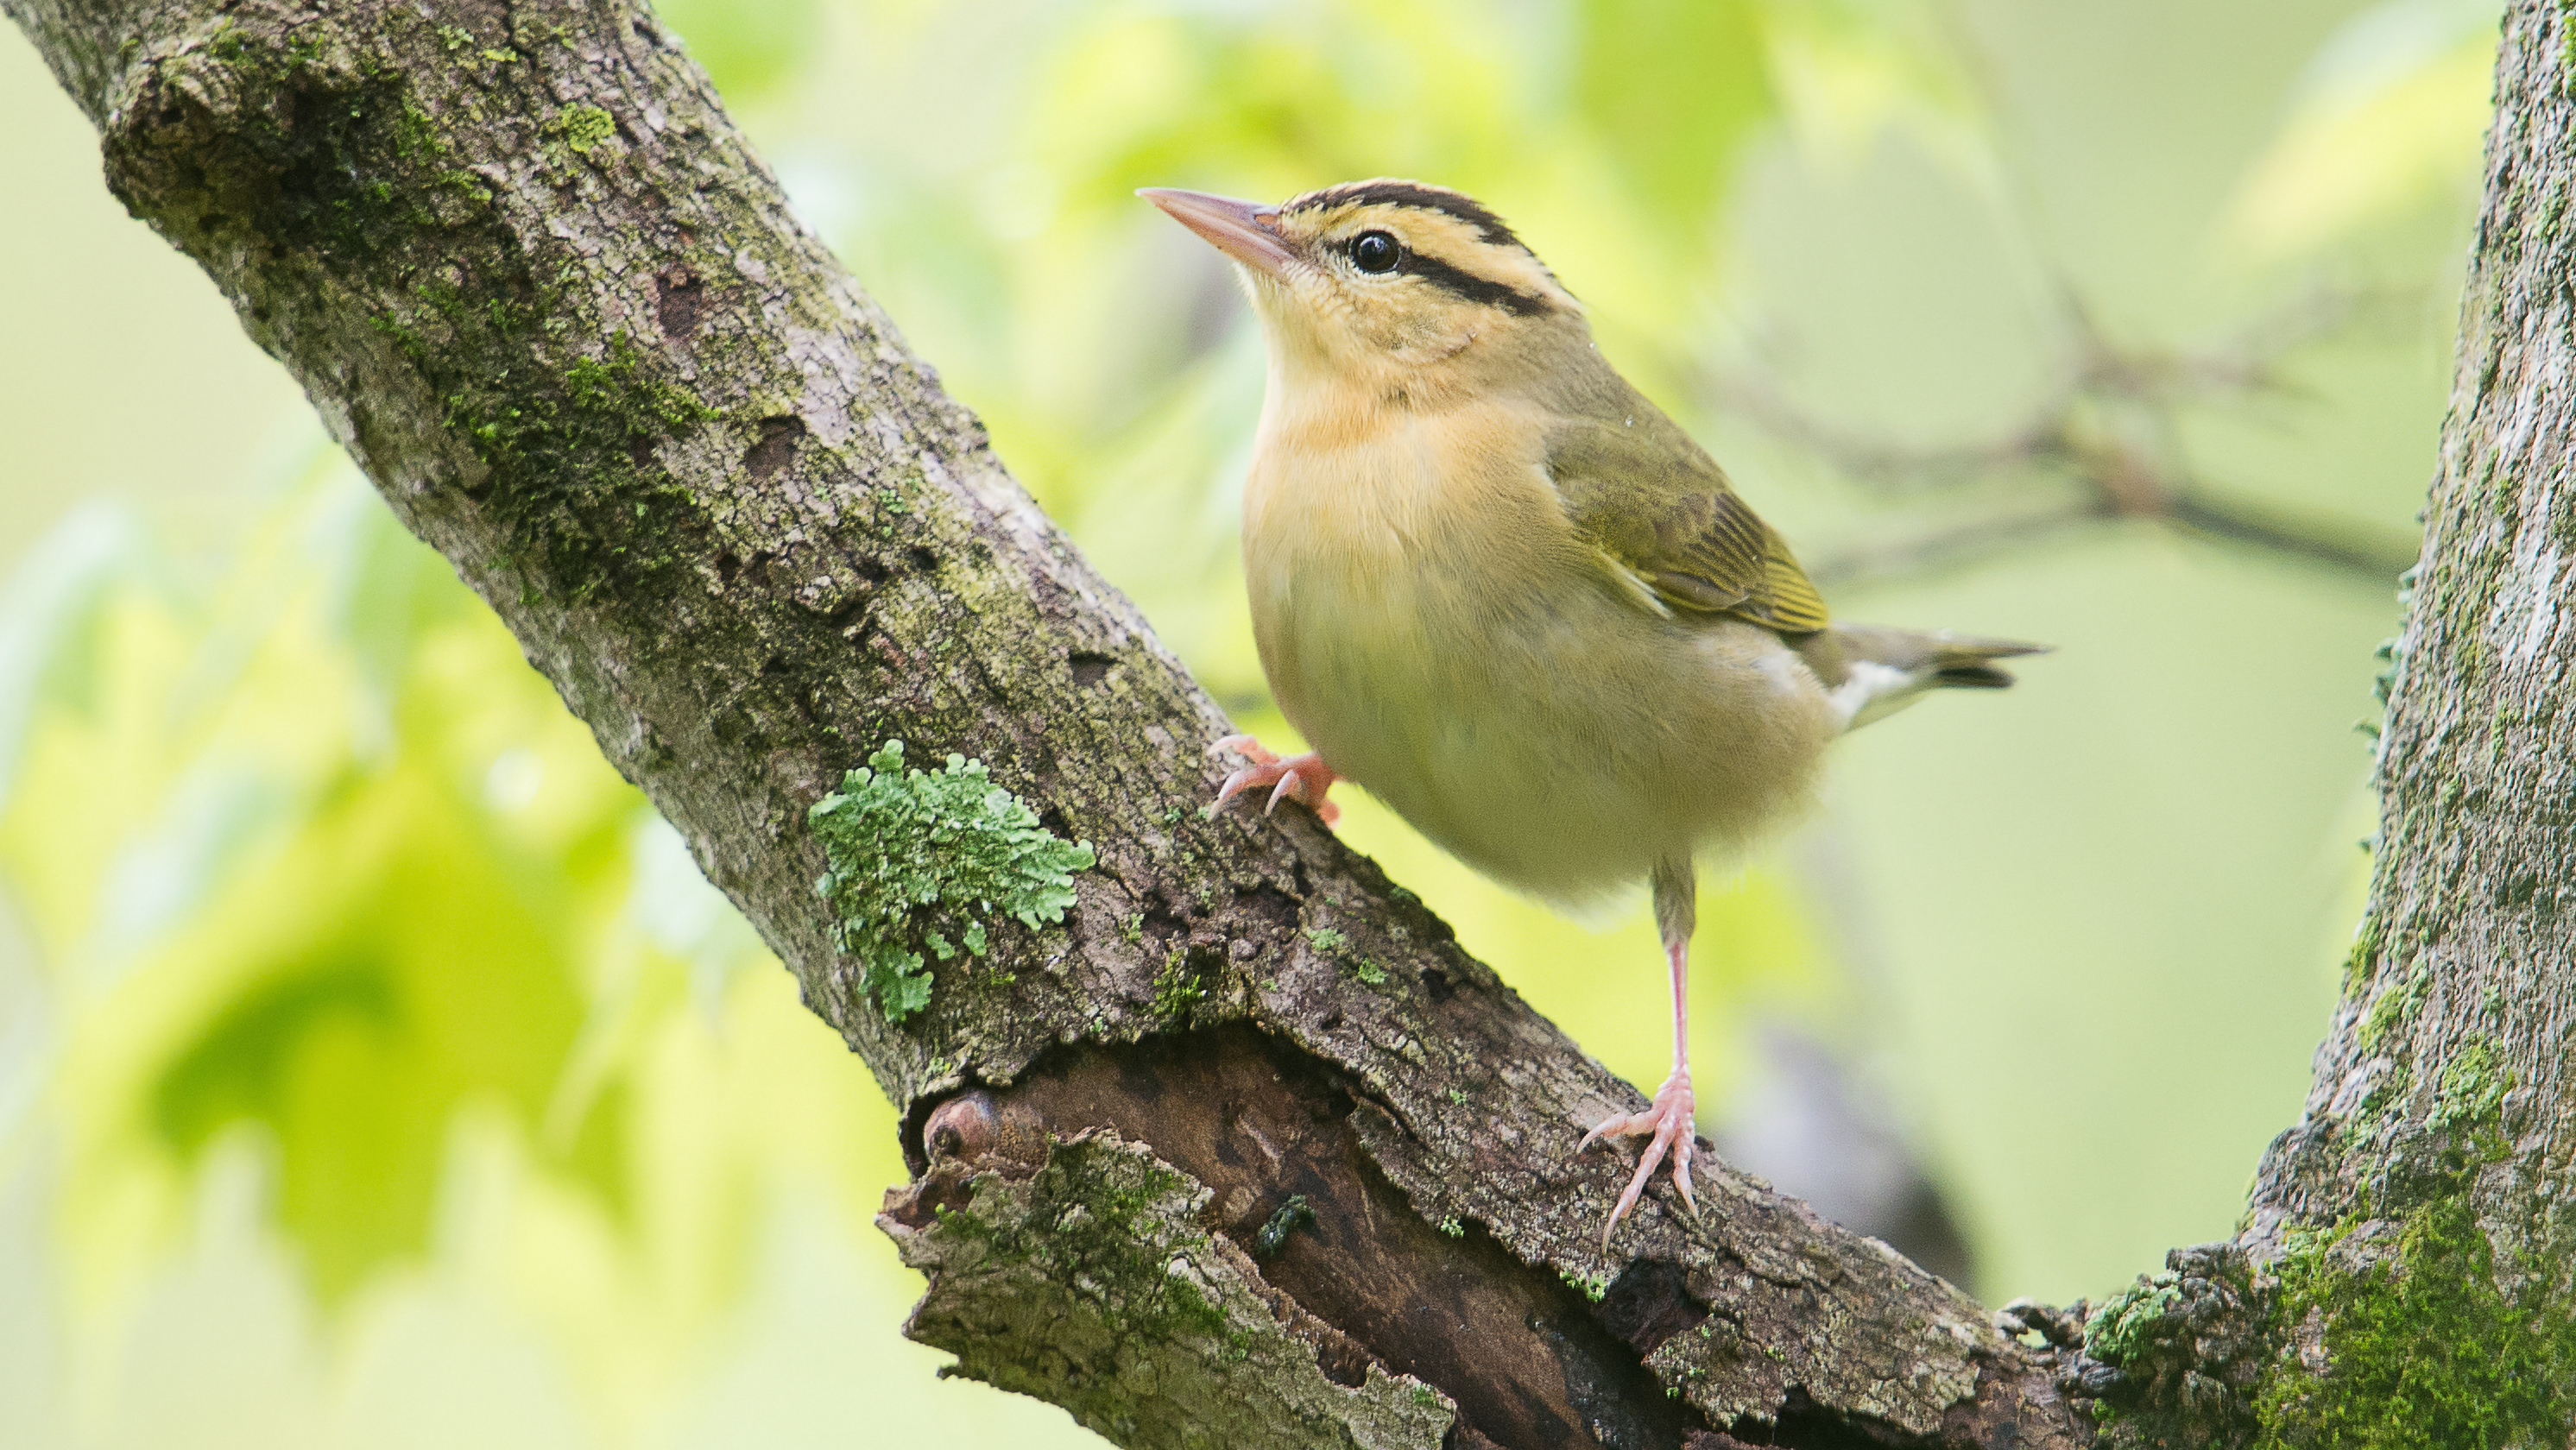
[1244,471,1835,905]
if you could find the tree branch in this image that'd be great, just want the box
[1,1,2087,1444]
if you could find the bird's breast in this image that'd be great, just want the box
[1236,396,1837,901]
[1241,403,1559,734]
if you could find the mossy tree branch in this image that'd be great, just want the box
[2070,6,2576,1446]
[2,1,2096,1445]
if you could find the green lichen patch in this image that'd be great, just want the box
[2342,914,2383,984]
[2093,1033,2562,1449]
[2253,1198,2576,1448]
[1251,1195,1313,1258]
[549,103,615,154]
[2358,963,2428,1054]
[1304,924,1389,987]
[2087,1274,2182,1366]
[811,741,1094,1024]
[2561,0,2576,98]
[2427,1035,2512,1135]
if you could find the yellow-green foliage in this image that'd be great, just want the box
[810,742,1093,1024]
[0,467,899,1370]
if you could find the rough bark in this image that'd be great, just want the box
[2071,5,2576,1446]
[3,1,2096,1446]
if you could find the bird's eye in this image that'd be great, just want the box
[1349,231,1400,274]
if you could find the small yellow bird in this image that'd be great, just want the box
[1142,179,2041,1243]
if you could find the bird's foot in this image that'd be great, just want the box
[1580,1069,1697,1247]
[1210,734,1342,825]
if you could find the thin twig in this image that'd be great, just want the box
[1713,282,2426,588]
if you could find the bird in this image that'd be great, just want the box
[1140,178,2042,1245]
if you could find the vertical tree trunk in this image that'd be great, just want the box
[2080,4,2576,1444]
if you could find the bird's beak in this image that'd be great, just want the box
[1138,187,1295,280]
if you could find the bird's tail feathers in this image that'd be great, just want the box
[1798,625,2048,731]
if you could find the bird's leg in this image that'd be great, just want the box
[1581,859,1700,1247]
[1209,734,1342,825]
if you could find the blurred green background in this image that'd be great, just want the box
[0,0,2491,1443]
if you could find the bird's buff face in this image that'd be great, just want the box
[1140,179,1583,400]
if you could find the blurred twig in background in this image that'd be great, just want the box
[1723,282,2428,589]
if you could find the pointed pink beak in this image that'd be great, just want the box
[1139,187,1296,279]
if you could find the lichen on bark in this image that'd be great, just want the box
[811,740,1095,1023]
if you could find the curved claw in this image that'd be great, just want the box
[1213,766,1265,810]
[1207,736,1342,825]
[1266,769,1311,815]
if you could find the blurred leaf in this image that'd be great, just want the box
[0,506,153,818]
[1574,0,1773,243]
[653,0,824,105]
[2220,0,2500,261]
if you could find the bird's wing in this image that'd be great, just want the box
[1545,411,1829,634]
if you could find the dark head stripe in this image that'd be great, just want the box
[1398,249,1550,316]
[1285,180,1525,249]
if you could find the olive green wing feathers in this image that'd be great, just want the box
[1545,407,1829,635]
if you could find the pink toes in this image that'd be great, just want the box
[1209,736,1342,825]
[1582,1072,1698,1247]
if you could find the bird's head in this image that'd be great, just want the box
[1141,179,1584,403]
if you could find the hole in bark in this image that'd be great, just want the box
[716,552,742,586]
[1140,890,1192,940]
[1599,1260,1708,1357]
[854,555,890,583]
[754,656,820,723]
[743,415,805,480]
[827,596,869,633]
[1766,1390,1904,1450]
[1230,882,1304,942]
[1421,965,1455,1004]
[1068,651,1115,687]
[907,545,938,573]
[656,264,704,339]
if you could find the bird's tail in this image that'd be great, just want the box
[1794,625,2049,731]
